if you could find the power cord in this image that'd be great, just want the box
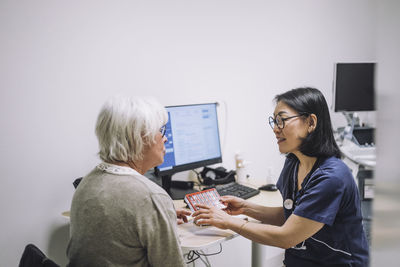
[186,250,200,265]
[192,169,204,187]
[185,244,223,266]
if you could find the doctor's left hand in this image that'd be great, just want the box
[192,204,232,229]
[176,208,192,225]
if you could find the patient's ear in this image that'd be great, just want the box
[308,114,317,133]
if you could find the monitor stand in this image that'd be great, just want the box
[161,174,198,200]
[342,111,361,127]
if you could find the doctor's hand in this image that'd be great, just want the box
[192,204,232,229]
[220,195,246,216]
[176,208,192,225]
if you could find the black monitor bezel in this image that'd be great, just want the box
[333,62,376,112]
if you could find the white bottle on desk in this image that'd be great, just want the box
[235,152,247,183]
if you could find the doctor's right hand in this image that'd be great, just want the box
[220,195,246,216]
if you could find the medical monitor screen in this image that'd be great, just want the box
[334,63,375,112]
[156,103,222,175]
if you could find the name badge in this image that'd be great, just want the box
[284,199,293,210]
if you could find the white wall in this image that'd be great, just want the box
[0,0,377,265]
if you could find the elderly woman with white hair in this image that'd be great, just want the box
[67,96,190,267]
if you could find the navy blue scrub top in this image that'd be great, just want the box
[276,154,369,267]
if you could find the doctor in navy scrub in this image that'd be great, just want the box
[193,87,369,266]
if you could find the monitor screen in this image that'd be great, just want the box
[156,103,222,176]
[334,63,375,112]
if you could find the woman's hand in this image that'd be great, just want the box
[220,195,246,216]
[192,204,232,229]
[176,208,192,225]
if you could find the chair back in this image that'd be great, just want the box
[19,244,59,267]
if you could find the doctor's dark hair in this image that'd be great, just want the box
[274,87,341,158]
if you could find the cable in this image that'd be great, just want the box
[196,244,223,256]
[186,250,200,264]
[185,244,223,266]
[192,169,204,186]
[198,252,211,267]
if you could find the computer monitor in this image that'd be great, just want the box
[333,62,375,112]
[155,103,222,199]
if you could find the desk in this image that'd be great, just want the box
[175,182,282,267]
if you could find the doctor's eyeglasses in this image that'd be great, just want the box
[268,113,308,130]
[159,125,166,137]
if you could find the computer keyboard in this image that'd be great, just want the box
[348,147,375,158]
[214,182,260,199]
[340,145,376,161]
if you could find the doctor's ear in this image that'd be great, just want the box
[308,114,317,133]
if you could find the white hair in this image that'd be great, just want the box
[95,96,168,163]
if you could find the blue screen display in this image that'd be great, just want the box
[157,103,222,172]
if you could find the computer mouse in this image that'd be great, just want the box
[258,184,278,191]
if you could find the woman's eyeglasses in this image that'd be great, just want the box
[268,113,308,130]
[159,125,166,137]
